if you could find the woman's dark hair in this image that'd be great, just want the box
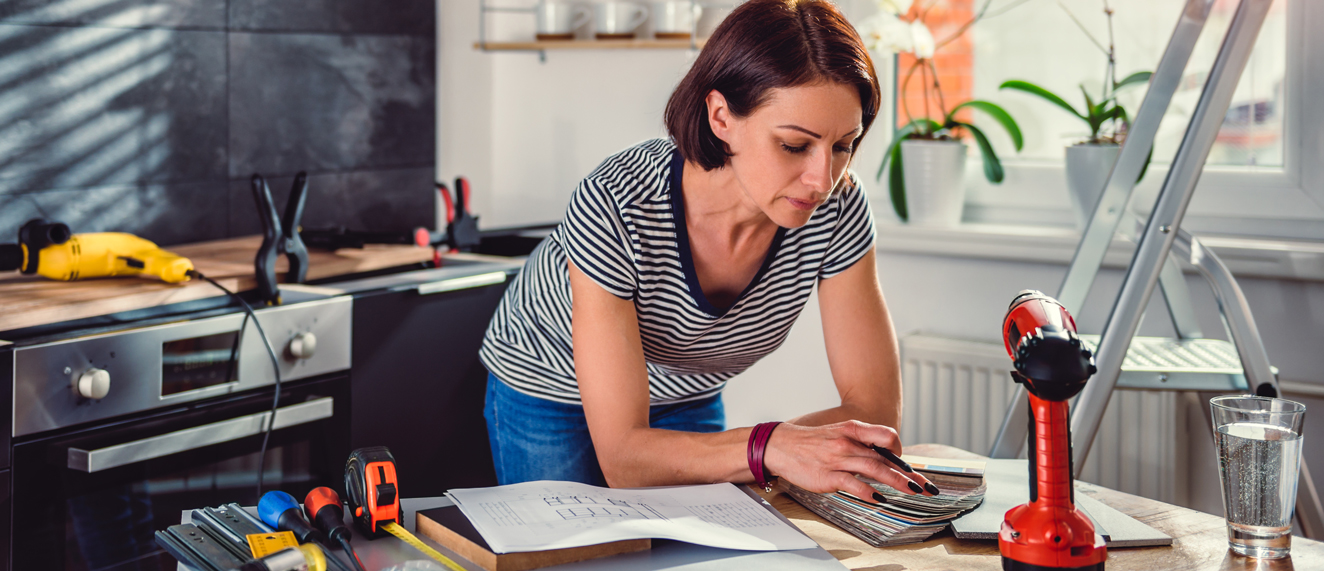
[665,0,881,171]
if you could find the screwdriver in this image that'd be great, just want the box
[305,487,367,571]
[259,491,329,547]
[258,491,354,571]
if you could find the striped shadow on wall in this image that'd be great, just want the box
[899,333,1189,506]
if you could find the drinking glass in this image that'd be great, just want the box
[1210,395,1306,559]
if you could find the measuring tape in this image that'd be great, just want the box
[345,447,466,571]
[382,522,466,571]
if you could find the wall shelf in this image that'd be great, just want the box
[474,38,706,51]
[479,0,729,61]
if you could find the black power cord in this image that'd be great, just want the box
[338,535,368,571]
[188,270,284,504]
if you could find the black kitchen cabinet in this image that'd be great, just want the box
[0,469,8,571]
[0,348,9,470]
[349,275,511,497]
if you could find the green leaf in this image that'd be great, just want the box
[955,121,1004,184]
[1081,86,1105,138]
[1079,86,1097,117]
[1114,71,1153,91]
[950,100,1023,151]
[876,132,907,181]
[888,140,907,221]
[915,118,944,135]
[1114,105,1130,129]
[1000,80,1084,121]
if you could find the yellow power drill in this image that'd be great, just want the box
[0,219,194,283]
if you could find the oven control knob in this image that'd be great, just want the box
[77,368,111,400]
[287,332,317,360]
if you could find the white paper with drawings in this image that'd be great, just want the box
[445,481,818,554]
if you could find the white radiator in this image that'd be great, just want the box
[900,333,1188,505]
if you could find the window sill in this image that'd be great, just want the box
[874,222,1324,282]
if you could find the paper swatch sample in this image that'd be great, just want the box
[445,481,818,554]
[780,456,987,547]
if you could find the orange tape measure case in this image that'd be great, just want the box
[344,446,401,538]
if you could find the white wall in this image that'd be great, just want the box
[437,0,888,228]
[437,0,698,228]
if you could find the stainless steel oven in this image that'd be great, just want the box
[6,293,353,571]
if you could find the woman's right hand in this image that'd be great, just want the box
[761,420,937,501]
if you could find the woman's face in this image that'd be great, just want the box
[710,82,863,228]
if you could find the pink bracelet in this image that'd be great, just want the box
[747,421,782,492]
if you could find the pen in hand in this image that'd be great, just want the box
[870,445,941,496]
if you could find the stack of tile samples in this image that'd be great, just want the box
[779,456,986,547]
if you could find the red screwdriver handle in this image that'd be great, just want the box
[305,487,342,522]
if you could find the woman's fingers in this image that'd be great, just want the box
[867,450,941,496]
[841,420,901,455]
[836,455,923,496]
[838,422,945,496]
[826,472,885,505]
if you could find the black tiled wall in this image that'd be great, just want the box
[0,0,435,246]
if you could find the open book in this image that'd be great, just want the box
[779,455,987,546]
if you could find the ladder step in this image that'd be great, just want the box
[1078,335,1261,392]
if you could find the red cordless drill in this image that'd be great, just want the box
[999,290,1106,571]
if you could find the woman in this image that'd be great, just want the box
[479,0,936,501]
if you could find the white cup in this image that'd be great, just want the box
[536,0,591,36]
[651,0,702,36]
[594,1,649,36]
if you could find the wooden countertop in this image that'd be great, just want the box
[0,235,437,332]
[762,444,1321,570]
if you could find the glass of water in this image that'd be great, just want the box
[1210,395,1306,559]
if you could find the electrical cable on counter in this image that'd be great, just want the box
[338,535,366,571]
[188,270,284,503]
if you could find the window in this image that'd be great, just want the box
[972,0,1286,168]
[861,0,1324,240]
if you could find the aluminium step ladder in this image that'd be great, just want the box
[985,0,1324,538]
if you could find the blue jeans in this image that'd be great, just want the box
[484,373,725,486]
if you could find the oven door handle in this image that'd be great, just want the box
[66,397,334,473]
[416,271,507,295]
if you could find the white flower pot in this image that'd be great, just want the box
[1065,143,1121,229]
[901,139,967,227]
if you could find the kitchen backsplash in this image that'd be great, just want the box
[0,0,436,246]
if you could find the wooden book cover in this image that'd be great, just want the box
[415,505,651,571]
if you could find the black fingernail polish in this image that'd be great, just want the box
[872,492,887,504]
[925,482,941,495]
[907,481,923,494]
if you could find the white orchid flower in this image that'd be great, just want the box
[910,20,935,58]
[857,11,914,54]
[876,0,914,16]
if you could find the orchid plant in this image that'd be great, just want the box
[857,0,1023,222]
[998,2,1154,181]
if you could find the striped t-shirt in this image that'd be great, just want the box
[479,138,876,405]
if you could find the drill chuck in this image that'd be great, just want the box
[18,219,70,250]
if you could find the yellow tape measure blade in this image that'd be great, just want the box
[247,530,300,558]
[382,522,467,571]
